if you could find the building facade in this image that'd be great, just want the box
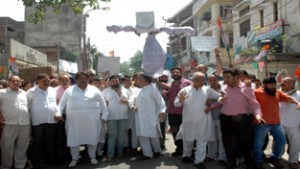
[167,1,193,75]
[193,0,233,69]
[232,0,300,80]
[168,0,233,76]
[24,4,82,70]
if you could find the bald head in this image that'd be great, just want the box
[195,64,208,74]
[192,72,206,89]
[280,76,295,92]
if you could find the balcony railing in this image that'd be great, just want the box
[232,0,243,8]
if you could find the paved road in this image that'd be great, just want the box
[42,134,295,169]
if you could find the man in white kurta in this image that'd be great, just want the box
[127,73,142,153]
[279,77,300,169]
[55,71,108,167]
[27,73,58,169]
[174,72,220,169]
[132,74,166,159]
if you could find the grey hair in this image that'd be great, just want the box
[191,72,205,80]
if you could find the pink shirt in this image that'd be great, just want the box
[56,86,68,103]
[168,78,192,115]
[221,83,261,116]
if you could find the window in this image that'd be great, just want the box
[273,2,278,21]
[260,10,264,27]
[220,5,232,18]
[240,19,250,37]
[7,27,15,32]
[239,6,250,17]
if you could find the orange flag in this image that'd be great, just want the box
[109,50,115,57]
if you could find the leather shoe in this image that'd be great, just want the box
[153,152,160,158]
[195,162,206,169]
[137,155,151,160]
[181,156,192,163]
[254,162,266,169]
[268,157,285,169]
[171,151,182,157]
[224,161,236,169]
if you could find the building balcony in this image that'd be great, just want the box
[232,0,251,11]
[193,0,210,15]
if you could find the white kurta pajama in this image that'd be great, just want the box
[58,85,108,160]
[174,85,220,164]
[134,84,166,157]
[280,90,300,163]
[127,86,141,149]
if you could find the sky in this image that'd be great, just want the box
[0,0,192,63]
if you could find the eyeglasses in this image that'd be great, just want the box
[10,80,21,83]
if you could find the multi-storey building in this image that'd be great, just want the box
[0,17,24,54]
[0,17,24,77]
[168,0,233,76]
[193,0,233,69]
[167,1,193,75]
[232,0,300,79]
[24,4,82,69]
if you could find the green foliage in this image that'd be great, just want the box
[89,45,104,71]
[120,62,134,76]
[60,52,78,62]
[239,47,259,57]
[129,50,143,73]
[21,0,111,24]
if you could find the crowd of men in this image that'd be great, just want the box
[0,52,300,169]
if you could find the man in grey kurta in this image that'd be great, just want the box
[0,76,30,169]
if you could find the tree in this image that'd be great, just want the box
[21,0,111,23]
[129,50,143,74]
[89,45,104,71]
[120,61,134,76]
[60,52,78,62]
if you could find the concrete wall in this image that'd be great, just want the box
[24,5,82,54]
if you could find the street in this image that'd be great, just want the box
[41,133,295,169]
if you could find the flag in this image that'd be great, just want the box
[255,45,270,61]
[8,57,19,77]
[217,16,229,52]
[109,50,115,57]
[295,66,300,82]
[217,16,232,66]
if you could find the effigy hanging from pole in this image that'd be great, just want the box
[106,11,196,77]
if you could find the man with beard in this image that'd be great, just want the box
[168,68,192,157]
[102,75,129,161]
[253,77,300,169]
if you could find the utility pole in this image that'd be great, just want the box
[81,7,110,71]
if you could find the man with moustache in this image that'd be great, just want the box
[0,76,30,169]
[102,75,129,161]
[220,69,262,169]
[55,71,108,167]
[279,77,300,169]
[174,72,221,169]
[168,67,192,157]
[131,73,166,159]
[27,73,58,169]
[55,73,72,164]
[253,77,300,169]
